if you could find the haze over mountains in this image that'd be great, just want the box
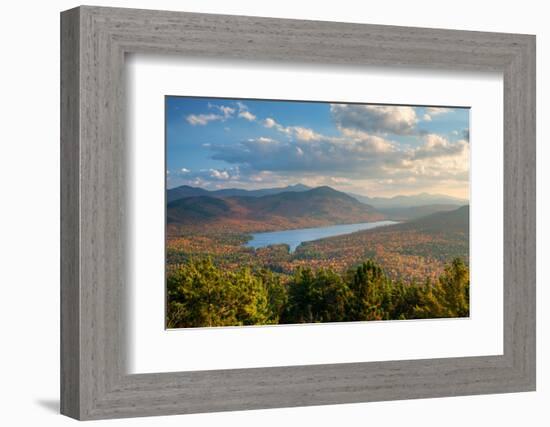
[167,184,311,203]
[387,205,469,234]
[346,191,468,209]
[167,184,468,222]
[167,186,385,232]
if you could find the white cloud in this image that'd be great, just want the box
[292,126,323,142]
[262,117,323,141]
[186,103,236,125]
[422,107,452,122]
[262,117,289,134]
[336,128,396,153]
[219,106,235,118]
[263,118,277,128]
[234,102,257,121]
[186,113,224,126]
[206,128,468,196]
[209,133,403,176]
[179,104,468,197]
[238,110,256,121]
[257,137,276,143]
[331,104,418,135]
[413,134,468,160]
[426,107,451,115]
[208,103,235,119]
[209,169,230,180]
[181,167,190,173]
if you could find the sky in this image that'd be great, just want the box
[166,96,470,198]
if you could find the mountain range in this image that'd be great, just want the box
[346,191,468,209]
[167,186,385,232]
[387,205,469,235]
[167,184,468,210]
[373,204,464,220]
[167,183,310,202]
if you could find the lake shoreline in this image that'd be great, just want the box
[245,220,399,253]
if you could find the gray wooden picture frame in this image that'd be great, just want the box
[60,5,536,421]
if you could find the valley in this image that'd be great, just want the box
[166,185,469,284]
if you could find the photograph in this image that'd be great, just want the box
[165,97,470,328]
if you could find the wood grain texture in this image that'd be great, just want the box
[60,5,536,420]
[60,7,80,419]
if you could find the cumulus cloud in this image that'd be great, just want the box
[422,107,452,122]
[413,134,468,160]
[205,128,468,193]
[262,117,292,136]
[330,104,418,135]
[186,113,224,126]
[262,117,323,141]
[239,110,256,121]
[208,103,235,118]
[186,103,235,125]
[209,133,403,176]
[178,103,469,196]
[209,169,231,180]
[337,127,395,152]
[234,102,257,121]
[389,134,470,184]
[173,166,241,185]
[292,126,323,142]
[170,165,294,190]
[263,118,277,128]
[426,107,452,115]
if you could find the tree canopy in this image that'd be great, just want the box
[167,257,470,328]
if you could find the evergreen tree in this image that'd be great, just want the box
[166,257,470,327]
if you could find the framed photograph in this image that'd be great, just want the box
[61,6,536,420]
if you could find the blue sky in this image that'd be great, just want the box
[166,96,470,198]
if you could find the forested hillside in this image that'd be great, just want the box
[167,257,469,328]
[167,186,384,233]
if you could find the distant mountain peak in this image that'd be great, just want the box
[310,185,338,193]
[167,183,314,203]
[347,191,468,209]
[286,183,310,190]
[167,184,385,230]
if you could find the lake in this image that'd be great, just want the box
[245,221,398,252]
